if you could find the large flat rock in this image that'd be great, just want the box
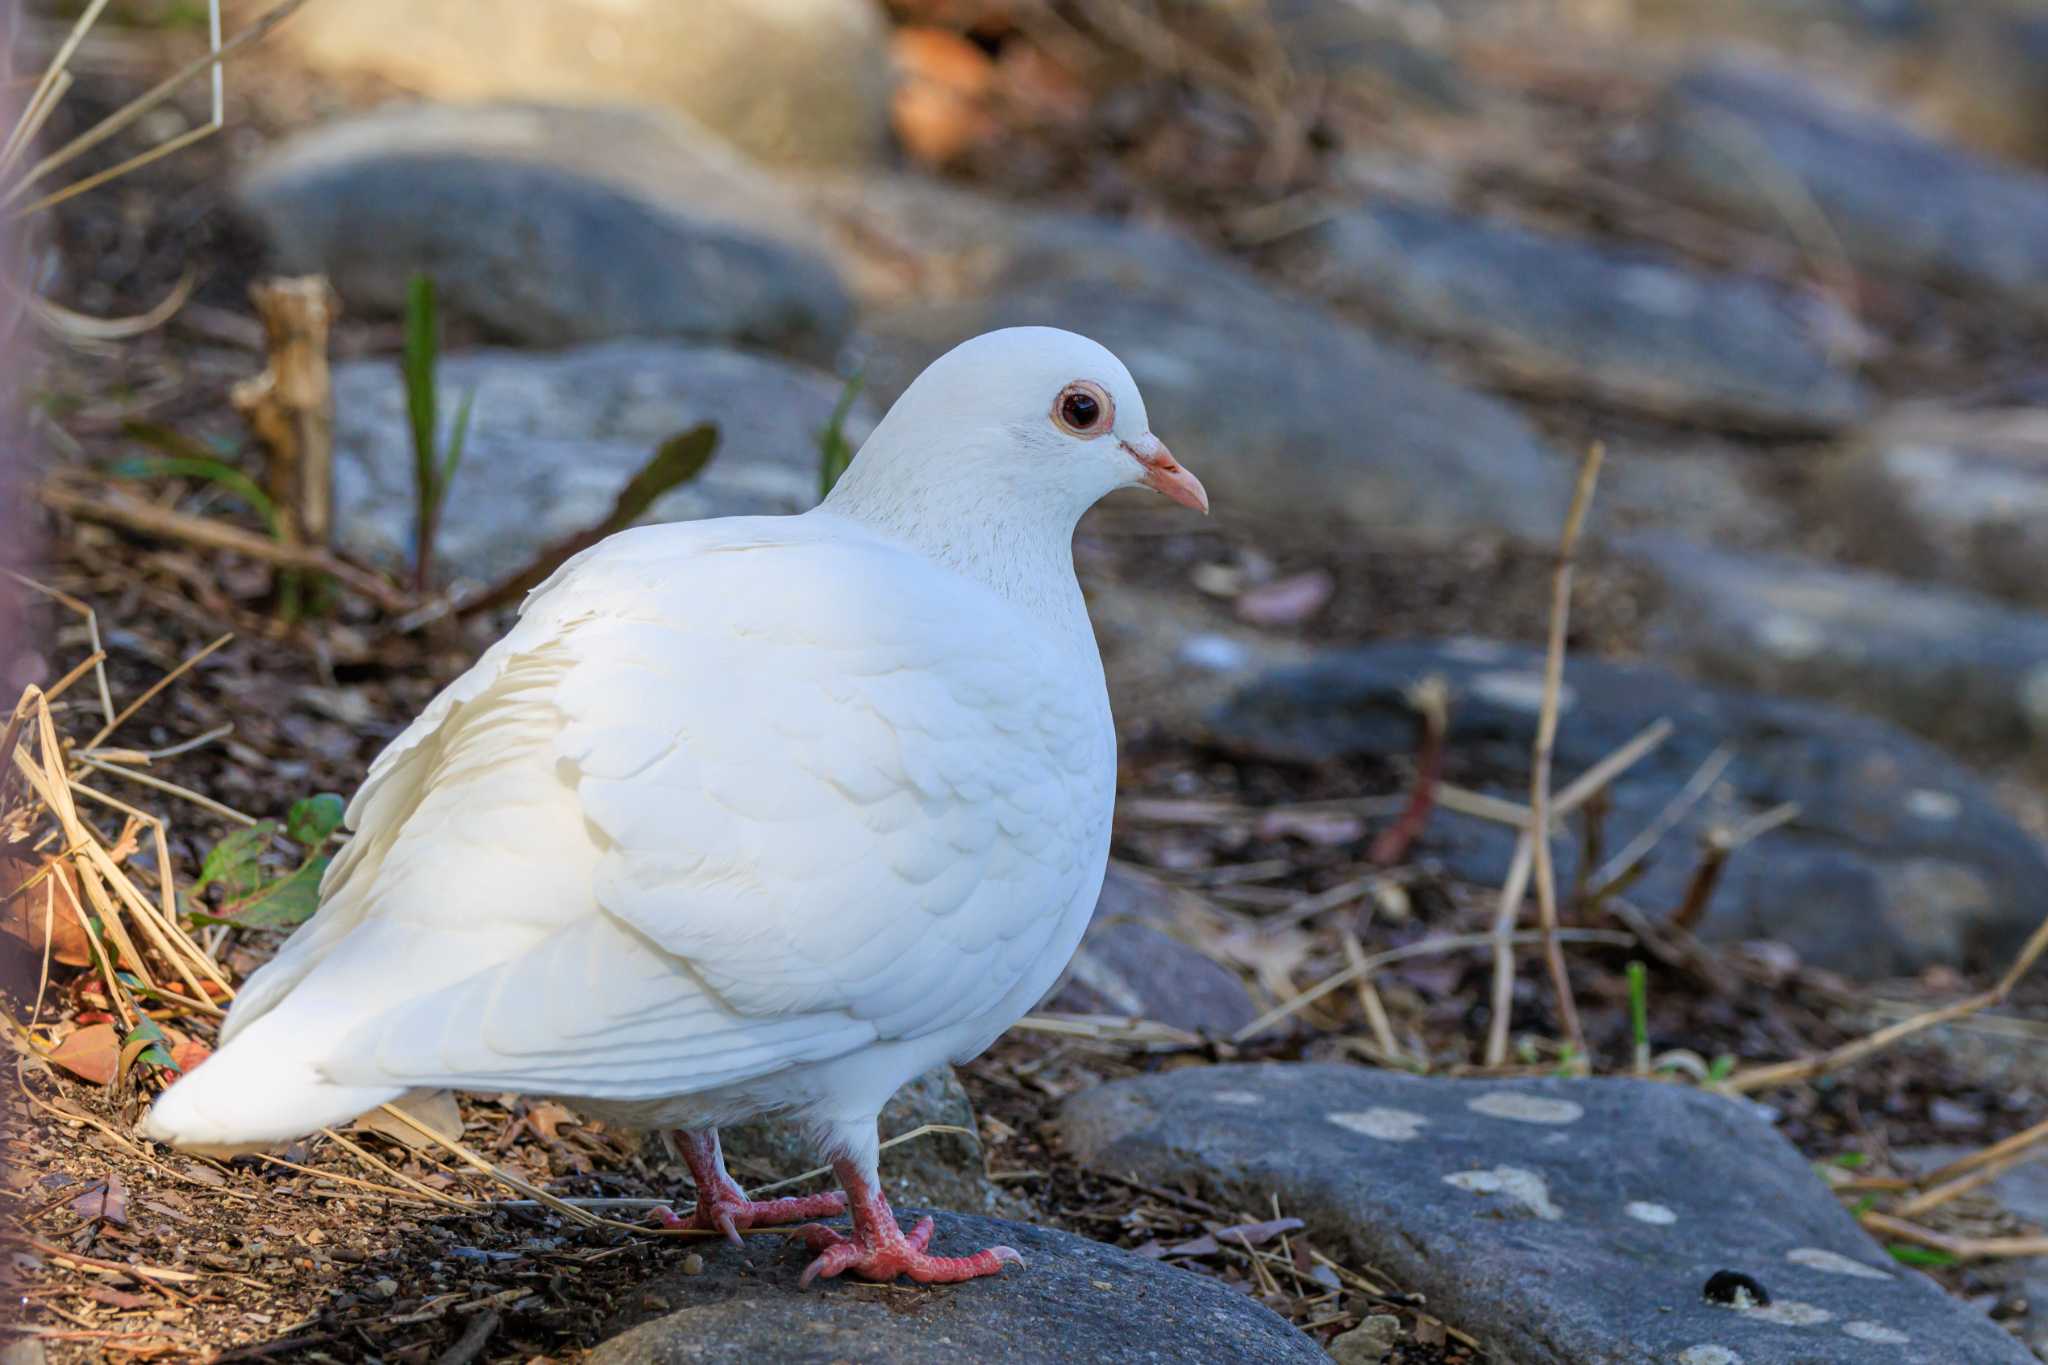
[1652,55,2048,310]
[1624,534,2048,759]
[237,103,852,358]
[1210,637,2048,977]
[1059,1064,2033,1364]
[330,341,875,584]
[855,218,1575,546]
[588,1210,1325,1364]
[1270,201,1868,431]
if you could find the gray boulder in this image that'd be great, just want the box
[1059,1064,2033,1364]
[590,1209,1326,1364]
[237,103,852,358]
[330,341,874,583]
[1046,866,1261,1037]
[264,1,892,168]
[1211,637,2048,977]
[1651,56,2048,310]
[856,219,1575,544]
[1271,201,1869,431]
[1625,534,2048,758]
[1821,405,2048,608]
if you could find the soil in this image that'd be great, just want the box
[6,7,2045,1363]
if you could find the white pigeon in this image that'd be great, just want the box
[145,327,1207,1285]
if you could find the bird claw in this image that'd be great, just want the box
[797,1218,1020,1286]
[649,1188,849,1246]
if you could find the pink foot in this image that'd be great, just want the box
[648,1189,849,1245]
[654,1128,846,1246]
[788,1158,1023,1286]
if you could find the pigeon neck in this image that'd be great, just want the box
[819,456,1097,647]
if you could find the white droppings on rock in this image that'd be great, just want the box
[1326,1108,1428,1141]
[1786,1247,1890,1280]
[1442,1166,1561,1220]
[1843,1321,1910,1344]
[1624,1201,1676,1225]
[1470,670,1572,715]
[1466,1091,1584,1125]
[1905,787,1961,822]
[1743,1300,1833,1327]
[1210,1089,1264,1106]
[1676,1349,1742,1365]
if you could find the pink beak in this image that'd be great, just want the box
[1124,434,1209,514]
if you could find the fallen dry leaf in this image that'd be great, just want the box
[49,1022,119,1085]
[71,1172,128,1226]
[0,854,95,967]
[354,1088,463,1150]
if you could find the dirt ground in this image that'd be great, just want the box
[6,7,2047,1362]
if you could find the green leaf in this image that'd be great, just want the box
[403,273,440,504]
[112,441,279,537]
[124,1017,175,1073]
[286,793,346,847]
[192,821,278,899]
[1830,1151,1869,1169]
[219,856,329,930]
[440,385,477,491]
[816,369,865,500]
[1626,959,1649,1051]
[1887,1244,1956,1268]
[1705,1054,1736,1083]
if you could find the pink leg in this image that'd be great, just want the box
[787,1157,1023,1286]
[647,1129,846,1246]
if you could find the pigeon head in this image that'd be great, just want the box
[827,327,1208,527]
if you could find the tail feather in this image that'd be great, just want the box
[143,1007,401,1153]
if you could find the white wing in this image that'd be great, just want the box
[229,516,1112,1103]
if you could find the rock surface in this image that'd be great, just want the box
[856,218,1575,543]
[1821,406,2048,607]
[1273,201,1868,430]
[265,0,893,167]
[589,1209,1326,1364]
[1059,1064,2033,1364]
[1625,534,2048,757]
[1211,637,2048,977]
[1045,865,1260,1037]
[720,1067,998,1218]
[237,103,852,358]
[1652,56,2048,310]
[330,342,875,583]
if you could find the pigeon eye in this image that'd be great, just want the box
[1053,381,1113,436]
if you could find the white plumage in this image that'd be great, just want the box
[145,327,1207,1284]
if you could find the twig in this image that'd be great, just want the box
[434,1310,501,1365]
[1527,443,1603,1063]
[1369,676,1447,866]
[1894,1115,2048,1219]
[82,632,230,751]
[1668,802,1799,933]
[1858,1211,2048,1261]
[1588,744,1734,894]
[1726,907,2048,1093]
[1234,927,1633,1043]
[39,481,410,611]
[1341,928,1403,1064]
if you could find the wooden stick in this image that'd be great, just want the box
[1859,1211,2048,1261]
[231,278,338,553]
[1726,906,2048,1093]
[37,481,409,611]
[1528,443,1603,1062]
[1894,1115,2048,1218]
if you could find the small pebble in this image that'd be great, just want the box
[682,1253,705,1277]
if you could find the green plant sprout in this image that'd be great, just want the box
[817,369,865,500]
[182,792,344,931]
[402,273,476,592]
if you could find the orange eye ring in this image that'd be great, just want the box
[1052,380,1114,437]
